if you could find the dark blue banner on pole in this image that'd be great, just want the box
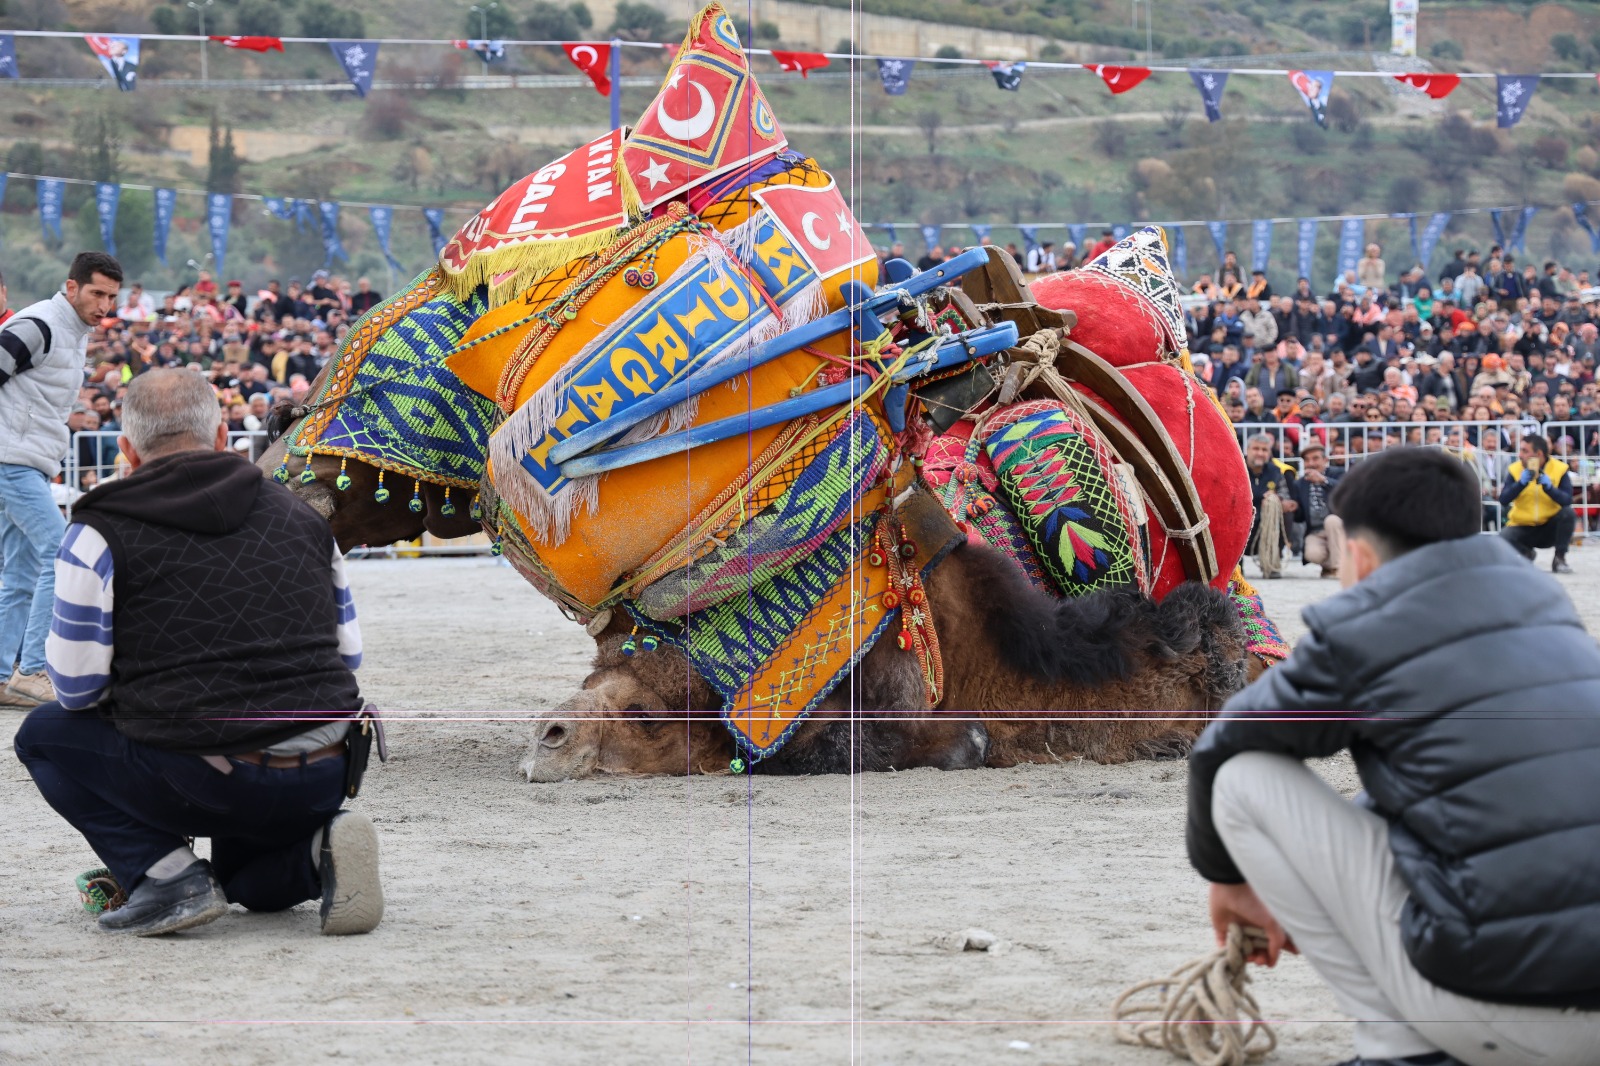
[1111,223,1130,242]
[424,207,447,259]
[263,196,295,221]
[1189,69,1227,122]
[1490,208,1507,250]
[1418,211,1450,268]
[330,41,377,98]
[207,192,232,277]
[1510,205,1536,254]
[1067,223,1088,251]
[1496,75,1539,129]
[1337,218,1364,281]
[876,58,913,96]
[1297,219,1317,284]
[1171,225,1187,278]
[368,205,404,272]
[94,182,119,256]
[1205,220,1227,268]
[294,199,314,233]
[1251,219,1272,274]
[36,178,63,242]
[920,224,940,252]
[153,188,175,265]
[0,33,17,79]
[1019,225,1038,251]
[970,223,992,242]
[319,200,347,267]
[1574,203,1600,253]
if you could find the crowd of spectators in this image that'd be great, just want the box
[53,268,387,491]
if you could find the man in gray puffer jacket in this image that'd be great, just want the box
[0,252,121,707]
[1187,447,1600,1066]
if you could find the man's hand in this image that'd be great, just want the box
[1209,882,1296,967]
[1281,499,1298,513]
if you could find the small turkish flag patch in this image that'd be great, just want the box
[752,181,874,281]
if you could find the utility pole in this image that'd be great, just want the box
[188,0,214,82]
[470,3,499,75]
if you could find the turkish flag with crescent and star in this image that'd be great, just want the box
[752,181,873,281]
[771,50,829,78]
[1090,64,1151,95]
[623,3,788,211]
[211,35,283,52]
[1393,72,1459,99]
[563,42,612,96]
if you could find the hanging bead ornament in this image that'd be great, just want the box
[298,452,317,484]
[641,634,659,652]
[469,494,483,521]
[273,459,290,483]
[408,479,424,514]
[335,458,352,491]
[729,757,747,774]
[621,624,639,657]
[373,471,390,503]
[490,538,503,556]
[441,487,457,517]
[873,513,944,706]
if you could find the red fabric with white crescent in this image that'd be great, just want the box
[1090,64,1151,94]
[437,128,627,275]
[622,7,787,211]
[211,36,283,52]
[1394,72,1460,99]
[84,36,119,58]
[562,42,613,96]
[1030,270,1250,598]
[751,181,872,280]
[771,50,829,78]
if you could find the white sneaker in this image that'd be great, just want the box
[4,669,52,706]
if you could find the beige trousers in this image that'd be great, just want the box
[1302,513,1345,576]
[1213,752,1600,1065]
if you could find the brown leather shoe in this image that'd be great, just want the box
[4,669,51,706]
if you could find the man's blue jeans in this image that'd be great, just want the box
[0,463,65,675]
[14,702,345,910]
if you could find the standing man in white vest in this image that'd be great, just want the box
[0,252,122,707]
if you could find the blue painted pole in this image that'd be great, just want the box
[608,38,622,131]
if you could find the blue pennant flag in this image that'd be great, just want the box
[295,199,315,233]
[880,222,898,247]
[1574,203,1600,254]
[94,182,120,257]
[1509,205,1536,254]
[1251,219,1272,274]
[207,193,232,277]
[1019,225,1039,251]
[1417,212,1450,268]
[920,224,941,252]
[1400,213,1419,265]
[330,40,378,98]
[1490,208,1507,250]
[876,58,913,96]
[1205,220,1227,267]
[424,207,448,258]
[318,200,347,267]
[153,187,175,265]
[1189,69,1226,123]
[1067,223,1088,251]
[368,205,404,272]
[970,223,992,242]
[1337,218,1364,281]
[1170,226,1187,278]
[0,33,17,79]
[86,35,139,92]
[36,178,63,242]
[1111,223,1130,242]
[263,197,295,221]
[1289,70,1334,129]
[988,61,1025,92]
[1297,219,1317,285]
[1496,75,1539,129]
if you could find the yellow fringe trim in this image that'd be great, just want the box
[439,152,647,309]
[1230,565,1257,598]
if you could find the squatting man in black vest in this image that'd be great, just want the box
[13,368,384,937]
[1187,448,1600,1066]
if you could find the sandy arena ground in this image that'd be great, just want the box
[3,545,1595,1064]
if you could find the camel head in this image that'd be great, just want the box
[521,629,734,782]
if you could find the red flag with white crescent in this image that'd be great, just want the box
[623,2,788,211]
[1090,64,1151,94]
[1394,72,1460,99]
[752,181,873,281]
[562,42,612,96]
[211,35,283,52]
[771,50,829,78]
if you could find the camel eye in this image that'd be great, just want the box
[622,704,645,713]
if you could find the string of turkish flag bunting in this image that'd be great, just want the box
[0,28,1575,129]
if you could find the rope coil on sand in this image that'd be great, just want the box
[1112,923,1278,1066]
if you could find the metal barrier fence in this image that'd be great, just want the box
[62,430,272,518]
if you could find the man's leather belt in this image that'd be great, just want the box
[230,739,348,769]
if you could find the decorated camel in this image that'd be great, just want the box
[262,3,1287,779]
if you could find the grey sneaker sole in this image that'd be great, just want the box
[101,889,230,937]
[320,812,383,935]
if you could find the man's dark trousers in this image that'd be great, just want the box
[1499,505,1576,556]
[14,702,345,910]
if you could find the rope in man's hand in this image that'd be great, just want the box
[1111,923,1278,1066]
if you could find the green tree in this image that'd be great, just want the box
[465,4,518,39]
[71,111,121,183]
[609,1,666,41]
[234,0,284,37]
[73,193,156,277]
[523,1,589,39]
[152,6,206,35]
[1552,33,1581,62]
[299,0,365,39]
[207,113,242,194]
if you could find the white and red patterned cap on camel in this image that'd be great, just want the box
[1074,225,1191,359]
